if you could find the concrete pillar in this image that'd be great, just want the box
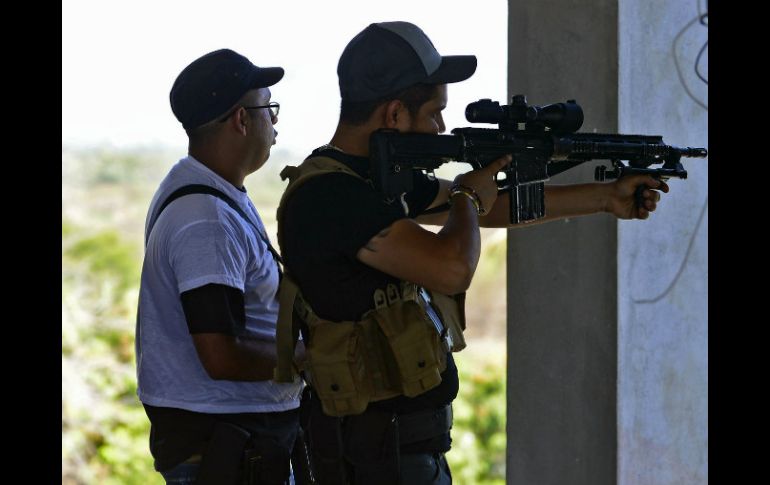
[506,2,619,484]
[616,1,708,484]
[505,1,707,484]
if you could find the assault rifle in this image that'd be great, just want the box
[369,95,708,224]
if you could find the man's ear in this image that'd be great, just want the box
[231,107,248,136]
[383,100,406,129]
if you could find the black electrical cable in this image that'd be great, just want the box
[672,15,707,110]
[695,40,708,85]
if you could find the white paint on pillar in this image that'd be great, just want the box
[617,1,708,484]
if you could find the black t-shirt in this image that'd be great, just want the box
[280,147,458,452]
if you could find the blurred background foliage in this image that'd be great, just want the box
[62,147,507,484]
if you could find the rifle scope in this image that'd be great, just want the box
[465,95,584,133]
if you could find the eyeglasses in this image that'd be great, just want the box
[245,102,280,118]
[219,102,280,122]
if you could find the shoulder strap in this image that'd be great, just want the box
[275,155,366,253]
[273,274,301,382]
[146,184,283,272]
[273,156,366,382]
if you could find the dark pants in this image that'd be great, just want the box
[162,453,452,485]
[307,396,453,485]
[160,462,202,484]
[386,452,452,485]
[160,463,297,485]
[159,408,299,485]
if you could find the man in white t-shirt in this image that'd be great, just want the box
[135,48,304,484]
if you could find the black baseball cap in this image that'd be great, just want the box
[170,49,284,130]
[338,21,477,103]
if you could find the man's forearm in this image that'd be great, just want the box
[436,194,482,290]
[192,333,278,381]
[540,183,610,220]
[227,337,278,381]
[220,336,305,382]
[480,184,610,228]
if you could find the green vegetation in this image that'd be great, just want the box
[448,346,507,484]
[62,220,161,485]
[62,147,507,484]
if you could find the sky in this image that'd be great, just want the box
[62,0,508,156]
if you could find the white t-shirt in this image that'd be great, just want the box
[136,155,302,413]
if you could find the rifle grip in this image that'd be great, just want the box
[633,173,664,212]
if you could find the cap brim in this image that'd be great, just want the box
[424,55,477,84]
[250,66,285,88]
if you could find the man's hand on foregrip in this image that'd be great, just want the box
[608,175,670,220]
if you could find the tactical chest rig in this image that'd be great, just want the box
[273,155,467,417]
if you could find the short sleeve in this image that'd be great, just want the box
[284,174,407,261]
[168,219,248,293]
[180,283,246,335]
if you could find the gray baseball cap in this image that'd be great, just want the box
[338,21,477,103]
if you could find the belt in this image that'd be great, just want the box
[397,404,453,445]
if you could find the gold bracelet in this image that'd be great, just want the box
[449,188,481,214]
[450,184,485,215]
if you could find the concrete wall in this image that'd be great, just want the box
[506,0,708,484]
[617,1,708,484]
